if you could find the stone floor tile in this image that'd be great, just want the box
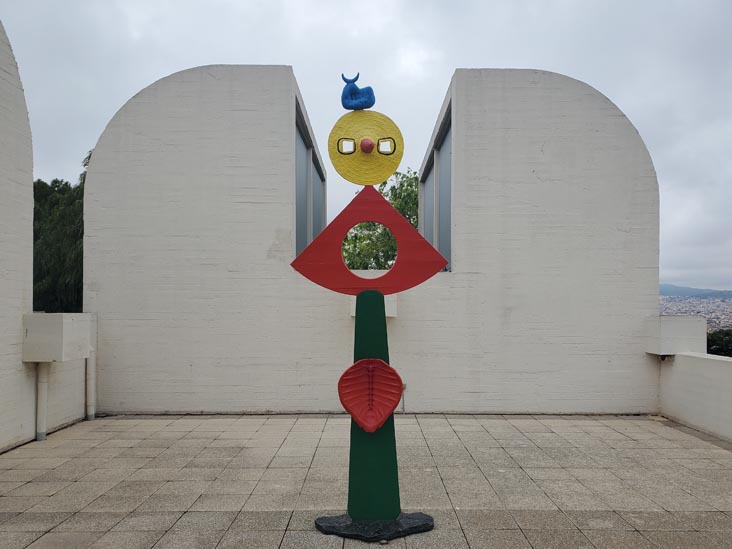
[98,458,151,469]
[6,482,71,497]
[172,510,236,530]
[203,479,256,495]
[702,531,732,548]
[0,497,45,512]
[230,510,293,530]
[673,511,732,531]
[0,531,43,549]
[0,459,25,470]
[185,458,231,469]
[217,467,266,481]
[243,494,297,511]
[280,530,344,548]
[620,510,689,530]
[456,509,517,529]
[83,494,148,513]
[582,529,654,549]
[5,415,732,547]
[0,470,49,482]
[189,494,248,512]
[170,467,221,481]
[0,512,71,532]
[27,531,101,548]
[14,458,70,470]
[522,528,594,548]
[133,494,197,513]
[0,511,18,523]
[111,512,181,531]
[404,528,469,548]
[564,510,633,530]
[498,492,558,510]
[510,510,576,529]
[525,467,573,480]
[295,491,348,510]
[216,529,284,549]
[155,480,211,496]
[641,530,722,548]
[117,448,166,458]
[270,456,313,468]
[463,529,531,549]
[104,481,163,498]
[80,469,135,483]
[152,528,224,549]
[125,469,181,482]
[0,482,25,496]
[89,530,164,549]
[54,512,127,532]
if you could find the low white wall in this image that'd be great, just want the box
[0,20,34,452]
[660,352,732,441]
[645,315,707,355]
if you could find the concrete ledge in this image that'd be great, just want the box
[23,313,95,362]
[660,352,732,441]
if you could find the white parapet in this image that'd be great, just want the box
[644,315,707,356]
[661,352,732,441]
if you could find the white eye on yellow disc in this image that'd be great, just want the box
[377,138,395,155]
[338,138,356,154]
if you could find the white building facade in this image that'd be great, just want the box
[84,67,660,414]
[0,21,35,451]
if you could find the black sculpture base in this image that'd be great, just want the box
[315,512,434,542]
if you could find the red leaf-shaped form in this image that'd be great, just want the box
[291,186,447,295]
[338,358,404,433]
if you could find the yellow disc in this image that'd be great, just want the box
[328,110,404,185]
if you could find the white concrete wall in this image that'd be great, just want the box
[46,359,86,431]
[0,20,35,451]
[85,66,352,414]
[407,70,660,413]
[86,67,660,414]
[661,353,732,441]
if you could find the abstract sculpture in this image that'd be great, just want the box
[291,74,447,542]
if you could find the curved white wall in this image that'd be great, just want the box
[86,67,659,414]
[0,20,34,450]
[84,65,348,414]
[407,69,660,412]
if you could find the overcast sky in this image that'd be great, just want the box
[2,0,731,289]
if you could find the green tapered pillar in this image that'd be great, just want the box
[347,290,401,521]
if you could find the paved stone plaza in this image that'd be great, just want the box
[1,415,732,548]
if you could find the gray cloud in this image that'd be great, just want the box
[2,0,730,288]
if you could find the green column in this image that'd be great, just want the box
[348,290,401,521]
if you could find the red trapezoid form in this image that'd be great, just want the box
[338,358,404,433]
[291,186,447,295]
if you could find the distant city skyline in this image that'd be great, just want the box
[1,1,731,289]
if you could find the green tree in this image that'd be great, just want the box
[708,329,732,358]
[33,152,89,312]
[342,169,418,270]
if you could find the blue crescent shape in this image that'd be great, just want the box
[342,73,360,84]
